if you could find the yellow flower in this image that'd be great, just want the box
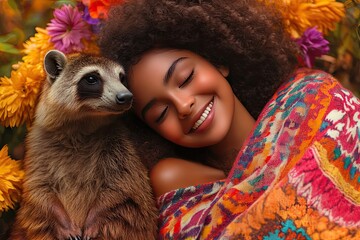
[0,28,52,127]
[0,26,100,127]
[260,0,345,38]
[0,62,45,127]
[0,145,24,213]
[22,27,54,66]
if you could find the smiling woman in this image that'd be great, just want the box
[129,49,254,150]
[99,0,360,239]
[128,49,255,196]
[99,0,299,189]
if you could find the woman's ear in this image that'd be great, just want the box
[218,65,229,77]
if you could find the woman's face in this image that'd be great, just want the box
[128,49,236,148]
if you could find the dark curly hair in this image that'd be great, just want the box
[99,0,299,118]
[99,0,299,171]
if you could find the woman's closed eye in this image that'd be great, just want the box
[179,69,194,88]
[153,69,194,124]
[155,106,169,124]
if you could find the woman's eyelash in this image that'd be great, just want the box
[155,106,169,123]
[179,69,194,88]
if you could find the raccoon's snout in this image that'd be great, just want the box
[116,92,133,104]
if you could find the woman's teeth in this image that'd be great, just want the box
[192,101,213,130]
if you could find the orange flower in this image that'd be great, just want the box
[0,145,24,213]
[88,0,110,19]
[85,0,125,19]
[0,28,52,127]
[22,27,53,65]
[259,0,345,38]
[0,62,45,127]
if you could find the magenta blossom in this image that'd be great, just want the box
[46,5,92,53]
[295,27,330,68]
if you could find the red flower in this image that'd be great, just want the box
[85,0,125,19]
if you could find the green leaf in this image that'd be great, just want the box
[0,29,26,46]
[0,33,17,43]
[0,43,20,54]
[7,0,19,11]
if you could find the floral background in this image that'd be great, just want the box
[0,0,359,238]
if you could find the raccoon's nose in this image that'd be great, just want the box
[116,92,133,104]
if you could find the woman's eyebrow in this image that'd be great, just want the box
[163,57,188,84]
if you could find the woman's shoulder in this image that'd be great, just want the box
[271,67,342,104]
[285,67,339,91]
[257,67,352,127]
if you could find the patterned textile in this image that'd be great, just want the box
[157,68,360,239]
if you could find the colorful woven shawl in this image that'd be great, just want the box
[157,68,360,239]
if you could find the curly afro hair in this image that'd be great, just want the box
[99,0,299,171]
[99,0,299,118]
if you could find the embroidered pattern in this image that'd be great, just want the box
[157,68,360,239]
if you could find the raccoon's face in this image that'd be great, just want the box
[43,50,132,116]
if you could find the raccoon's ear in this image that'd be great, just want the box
[44,50,67,83]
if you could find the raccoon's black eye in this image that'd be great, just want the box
[119,72,126,84]
[77,72,103,100]
[83,73,100,85]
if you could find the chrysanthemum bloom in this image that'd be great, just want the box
[295,27,330,68]
[0,28,52,127]
[22,27,53,66]
[0,145,24,213]
[259,0,345,38]
[47,5,92,53]
[0,62,45,127]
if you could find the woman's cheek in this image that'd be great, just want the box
[161,121,186,145]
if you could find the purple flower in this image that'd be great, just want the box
[82,5,102,33]
[46,5,92,53]
[76,3,102,33]
[82,5,101,25]
[295,27,330,68]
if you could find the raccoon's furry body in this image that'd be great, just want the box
[10,50,158,240]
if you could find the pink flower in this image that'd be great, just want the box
[46,5,92,53]
[295,27,330,68]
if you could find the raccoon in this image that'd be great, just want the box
[9,50,158,240]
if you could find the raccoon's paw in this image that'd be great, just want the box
[55,222,82,240]
[83,208,102,239]
[82,222,100,240]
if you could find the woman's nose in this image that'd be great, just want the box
[171,93,195,119]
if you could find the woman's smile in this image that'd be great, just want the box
[190,98,214,133]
